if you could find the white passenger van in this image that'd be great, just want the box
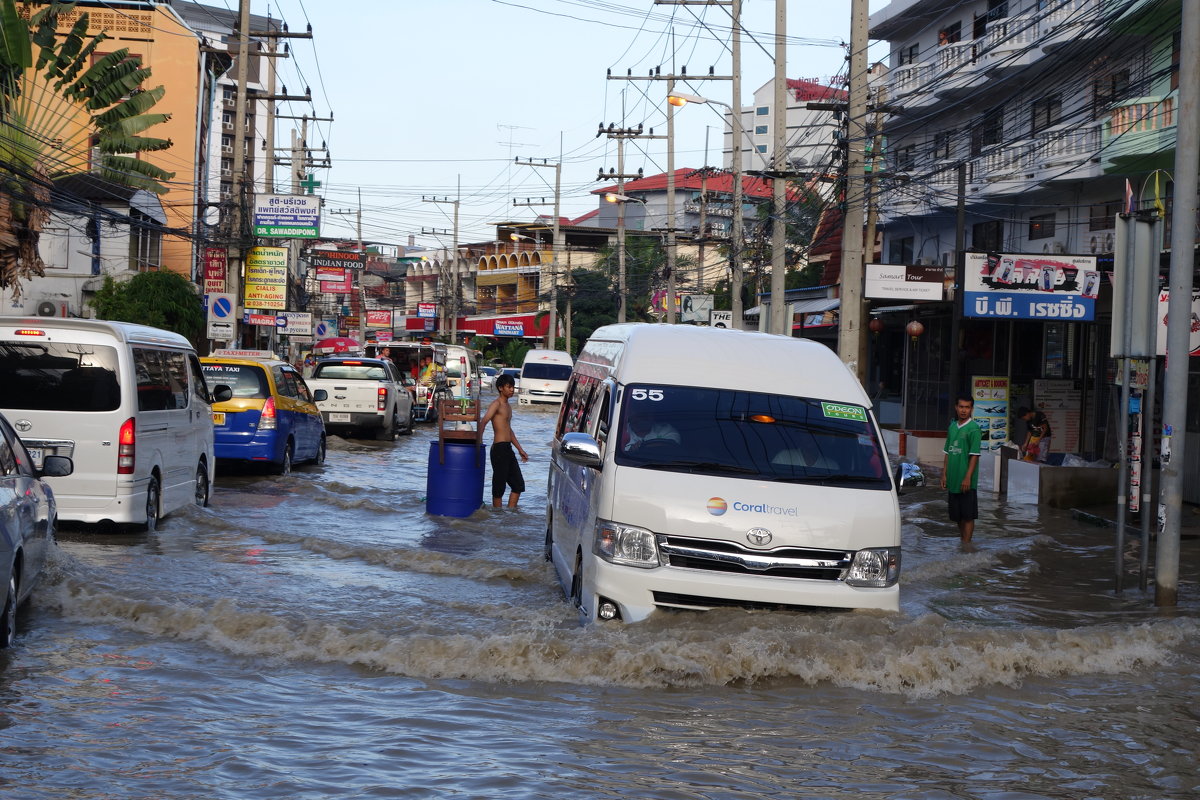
[546,323,899,623]
[518,348,573,406]
[0,318,231,530]
[443,344,480,402]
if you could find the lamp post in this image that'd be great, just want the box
[668,91,747,331]
[605,192,646,323]
[509,231,555,348]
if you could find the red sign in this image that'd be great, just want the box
[366,310,393,328]
[203,247,227,293]
[246,312,277,327]
[319,273,353,293]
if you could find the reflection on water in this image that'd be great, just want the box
[4,405,1198,799]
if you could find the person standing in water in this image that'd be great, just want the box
[481,373,529,508]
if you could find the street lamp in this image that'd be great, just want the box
[667,91,746,331]
[605,193,646,323]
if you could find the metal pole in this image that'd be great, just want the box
[836,0,869,376]
[1115,213,1135,593]
[949,163,966,402]
[768,0,787,336]
[550,158,561,349]
[730,0,744,330]
[1157,0,1199,607]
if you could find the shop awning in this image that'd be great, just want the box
[789,297,839,314]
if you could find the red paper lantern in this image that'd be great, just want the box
[868,318,884,334]
[905,320,925,340]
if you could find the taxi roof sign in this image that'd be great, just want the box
[210,349,277,360]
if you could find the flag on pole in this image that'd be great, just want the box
[1124,178,1136,213]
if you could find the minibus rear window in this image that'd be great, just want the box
[0,342,121,412]
[615,384,889,488]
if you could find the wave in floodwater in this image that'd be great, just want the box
[39,566,1200,697]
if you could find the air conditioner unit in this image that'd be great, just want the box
[36,299,60,317]
[220,168,231,177]
[221,145,233,155]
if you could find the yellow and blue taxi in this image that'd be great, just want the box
[200,350,327,474]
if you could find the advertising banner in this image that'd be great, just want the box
[971,376,1010,452]
[865,264,946,301]
[310,250,366,269]
[253,194,320,238]
[964,253,1098,321]
[244,247,289,310]
[495,320,524,336]
[417,302,437,319]
[203,247,227,293]
[319,272,353,294]
[1155,289,1200,356]
[245,312,278,327]
[366,310,393,329]
[315,266,346,281]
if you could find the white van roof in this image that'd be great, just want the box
[582,323,869,404]
[0,316,194,349]
[521,348,573,366]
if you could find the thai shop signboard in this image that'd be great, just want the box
[366,310,393,329]
[244,246,288,310]
[1155,289,1200,356]
[963,253,1098,321]
[310,250,366,270]
[203,247,227,293]
[253,194,320,239]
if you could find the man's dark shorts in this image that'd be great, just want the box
[948,489,978,522]
[490,441,525,498]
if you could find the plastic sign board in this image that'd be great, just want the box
[1155,289,1200,356]
[495,320,524,336]
[964,253,1097,321]
[244,247,288,310]
[207,320,234,340]
[276,311,312,336]
[253,194,320,239]
[710,310,733,328]
[310,250,366,269]
[203,247,227,293]
[245,312,278,327]
[417,302,438,319]
[207,293,236,322]
[366,310,393,329]
[865,264,945,301]
[680,294,714,324]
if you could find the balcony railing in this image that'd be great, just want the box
[1109,97,1174,136]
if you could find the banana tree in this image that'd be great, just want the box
[0,0,174,296]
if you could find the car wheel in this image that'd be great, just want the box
[314,435,327,465]
[543,518,554,562]
[401,406,415,436]
[194,463,210,507]
[376,411,399,441]
[276,442,294,475]
[569,551,583,609]
[1,576,16,649]
[143,475,161,532]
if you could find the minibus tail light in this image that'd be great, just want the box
[259,396,278,430]
[117,417,135,474]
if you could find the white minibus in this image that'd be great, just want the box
[546,323,900,623]
[518,349,573,406]
[0,318,231,530]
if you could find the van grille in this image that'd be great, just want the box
[656,535,851,581]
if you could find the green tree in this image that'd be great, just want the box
[0,0,174,295]
[497,338,530,368]
[89,271,204,347]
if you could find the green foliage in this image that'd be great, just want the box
[497,338,531,368]
[89,271,204,347]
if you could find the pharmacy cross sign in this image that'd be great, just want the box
[299,173,321,194]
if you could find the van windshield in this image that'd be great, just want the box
[0,342,121,411]
[523,363,572,381]
[614,384,889,488]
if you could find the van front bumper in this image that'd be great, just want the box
[588,557,900,623]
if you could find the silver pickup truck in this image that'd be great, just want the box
[306,357,415,440]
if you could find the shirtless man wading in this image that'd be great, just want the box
[481,373,529,508]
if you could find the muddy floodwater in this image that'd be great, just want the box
[2,401,1198,799]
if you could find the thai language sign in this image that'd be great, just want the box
[253,194,320,239]
[366,310,393,329]
[495,320,524,336]
[964,253,1098,321]
[203,247,227,293]
[1155,289,1200,356]
[417,302,437,319]
[244,247,289,310]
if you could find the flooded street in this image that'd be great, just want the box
[3,401,1198,799]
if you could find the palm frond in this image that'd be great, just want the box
[95,132,173,154]
[92,86,164,126]
[97,154,175,193]
[0,0,31,72]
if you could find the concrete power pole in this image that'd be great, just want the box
[768,0,788,336]
[422,193,461,340]
[731,0,744,329]
[226,0,252,347]
[597,125,653,323]
[514,157,562,349]
[1156,0,1199,607]
[836,0,870,380]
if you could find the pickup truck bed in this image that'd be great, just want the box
[307,357,414,440]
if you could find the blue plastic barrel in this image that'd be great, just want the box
[426,441,486,517]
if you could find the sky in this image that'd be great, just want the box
[241,0,865,250]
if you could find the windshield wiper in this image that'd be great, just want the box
[638,460,761,475]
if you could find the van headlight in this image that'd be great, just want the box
[594,520,660,568]
[845,547,900,587]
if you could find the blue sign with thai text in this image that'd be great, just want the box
[963,252,1098,321]
[495,321,524,336]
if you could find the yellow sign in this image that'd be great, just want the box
[244,247,289,310]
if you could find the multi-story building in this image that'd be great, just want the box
[867,0,1187,462]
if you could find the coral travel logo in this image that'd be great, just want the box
[707,497,728,516]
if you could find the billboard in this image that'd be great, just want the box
[964,253,1098,321]
[253,194,320,238]
[244,246,289,310]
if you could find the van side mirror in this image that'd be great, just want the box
[211,384,233,403]
[560,432,602,469]
[313,389,328,402]
[39,454,73,478]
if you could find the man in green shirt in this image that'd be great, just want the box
[942,394,982,543]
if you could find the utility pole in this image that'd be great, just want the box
[597,124,654,323]
[422,193,461,341]
[514,157,563,349]
[768,0,788,336]
[836,0,870,380]
[1157,0,1199,607]
[730,0,744,329]
[226,0,253,347]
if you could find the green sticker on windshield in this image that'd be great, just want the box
[821,402,866,422]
